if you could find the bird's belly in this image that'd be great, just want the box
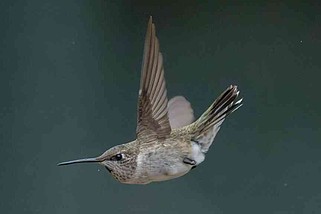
[150,162,190,182]
[133,152,192,184]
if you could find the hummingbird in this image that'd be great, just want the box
[58,17,243,184]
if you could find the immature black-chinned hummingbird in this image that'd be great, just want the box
[58,17,243,184]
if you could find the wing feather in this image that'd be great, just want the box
[136,17,171,140]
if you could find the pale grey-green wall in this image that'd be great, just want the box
[0,1,320,213]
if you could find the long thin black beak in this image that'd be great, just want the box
[57,157,100,166]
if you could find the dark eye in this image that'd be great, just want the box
[110,153,123,161]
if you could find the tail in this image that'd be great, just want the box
[192,85,242,153]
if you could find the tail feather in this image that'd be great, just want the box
[193,85,242,153]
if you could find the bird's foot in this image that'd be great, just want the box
[183,157,196,166]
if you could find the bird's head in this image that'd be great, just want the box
[58,142,138,183]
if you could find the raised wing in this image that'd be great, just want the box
[136,17,171,140]
[168,96,194,129]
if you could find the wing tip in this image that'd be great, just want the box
[148,16,153,28]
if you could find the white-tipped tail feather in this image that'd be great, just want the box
[192,85,242,153]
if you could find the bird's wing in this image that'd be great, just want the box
[136,17,171,141]
[168,96,195,129]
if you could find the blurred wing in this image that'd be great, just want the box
[136,17,171,140]
[168,96,194,129]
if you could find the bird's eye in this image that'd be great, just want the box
[110,153,123,161]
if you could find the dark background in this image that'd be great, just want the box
[0,1,320,213]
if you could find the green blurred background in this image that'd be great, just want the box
[1,1,320,213]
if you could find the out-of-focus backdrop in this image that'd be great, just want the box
[0,1,320,213]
